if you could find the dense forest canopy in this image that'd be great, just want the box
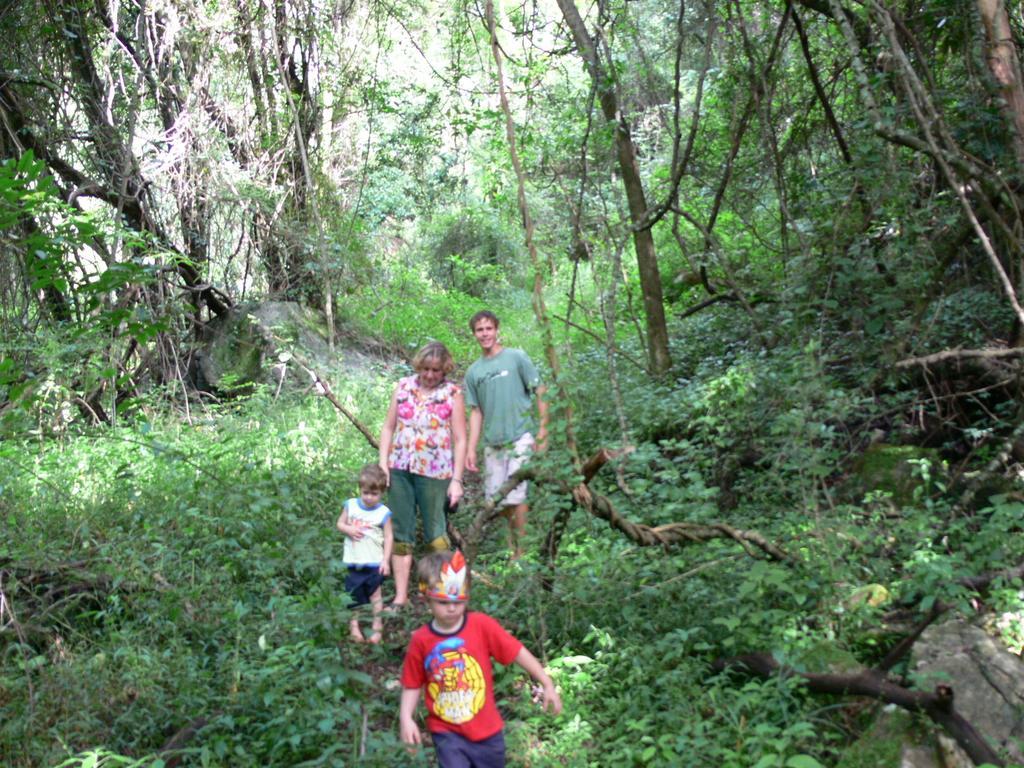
[3,0,1024,765]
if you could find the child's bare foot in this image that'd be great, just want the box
[367,631,383,645]
[349,625,365,643]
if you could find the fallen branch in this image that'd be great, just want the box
[895,346,1024,368]
[458,446,621,559]
[958,557,1024,591]
[585,493,790,561]
[456,467,535,561]
[676,293,739,320]
[456,451,789,564]
[581,446,624,484]
[952,415,1024,516]
[874,556,1024,672]
[1,561,117,628]
[248,316,379,450]
[713,653,1002,766]
[876,601,943,673]
[311,373,379,451]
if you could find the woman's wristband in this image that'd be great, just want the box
[450,478,463,485]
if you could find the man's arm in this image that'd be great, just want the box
[534,384,549,452]
[399,687,423,745]
[513,646,562,714]
[466,406,483,473]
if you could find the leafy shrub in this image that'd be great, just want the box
[420,204,528,296]
[0,383,394,766]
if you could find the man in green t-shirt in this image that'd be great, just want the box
[464,310,548,558]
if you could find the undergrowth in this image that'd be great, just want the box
[3,292,1024,767]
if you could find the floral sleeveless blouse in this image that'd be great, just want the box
[387,375,459,479]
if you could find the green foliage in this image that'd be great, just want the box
[334,257,484,364]
[334,242,545,370]
[520,617,834,767]
[0,153,166,436]
[420,204,529,296]
[6,276,1024,768]
[6,0,1024,763]
[0,385,393,767]
[306,206,374,296]
[52,750,165,768]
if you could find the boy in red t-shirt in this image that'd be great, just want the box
[399,550,562,767]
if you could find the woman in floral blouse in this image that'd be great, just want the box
[379,342,467,608]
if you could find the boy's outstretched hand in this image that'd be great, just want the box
[399,717,421,746]
[515,647,563,717]
[542,682,562,715]
[399,688,423,749]
[533,681,563,715]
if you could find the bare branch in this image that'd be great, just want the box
[551,314,646,370]
[458,456,790,564]
[895,346,1024,368]
[713,653,1003,766]
[247,315,379,449]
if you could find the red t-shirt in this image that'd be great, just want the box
[400,612,523,741]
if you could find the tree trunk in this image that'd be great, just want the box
[554,0,672,375]
[142,7,214,330]
[269,0,323,305]
[54,4,230,319]
[977,0,1024,170]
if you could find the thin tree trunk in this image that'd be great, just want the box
[483,0,580,458]
[977,0,1024,170]
[554,0,672,375]
[484,0,588,569]
[0,78,231,319]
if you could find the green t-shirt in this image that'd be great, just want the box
[464,348,540,446]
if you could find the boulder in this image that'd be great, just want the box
[191,301,376,394]
[192,306,265,394]
[911,620,1024,763]
[838,619,1024,766]
[849,443,944,507]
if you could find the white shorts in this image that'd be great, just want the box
[484,433,534,506]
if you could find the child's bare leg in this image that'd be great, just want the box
[368,587,384,644]
[349,615,365,643]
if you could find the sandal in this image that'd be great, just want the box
[384,601,408,614]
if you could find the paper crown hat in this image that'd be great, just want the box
[421,550,469,602]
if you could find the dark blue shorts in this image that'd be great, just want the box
[432,730,506,768]
[344,565,384,608]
